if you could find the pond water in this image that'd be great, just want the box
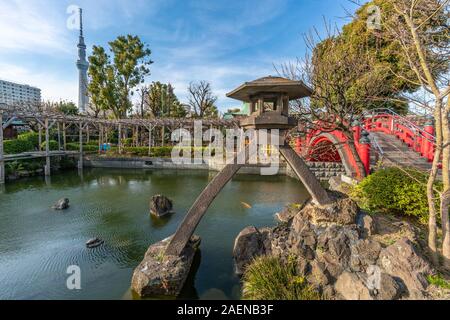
[0,168,308,300]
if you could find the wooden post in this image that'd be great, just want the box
[38,124,42,151]
[118,123,123,154]
[57,122,61,151]
[63,122,67,151]
[148,125,152,156]
[44,118,51,176]
[98,124,102,154]
[135,125,139,147]
[0,110,4,184]
[86,125,90,144]
[78,122,83,169]
[161,126,165,147]
[279,145,334,206]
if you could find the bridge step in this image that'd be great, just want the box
[370,132,432,171]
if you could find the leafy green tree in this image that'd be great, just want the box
[143,82,187,118]
[88,35,153,119]
[56,101,78,116]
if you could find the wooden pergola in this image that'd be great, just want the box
[0,103,238,184]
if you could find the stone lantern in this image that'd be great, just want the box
[226,76,311,132]
[164,76,333,258]
[132,76,336,298]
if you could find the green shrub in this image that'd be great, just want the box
[427,274,450,289]
[5,161,25,175]
[40,140,59,151]
[242,255,321,300]
[66,143,98,152]
[59,157,76,169]
[18,132,40,148]
[86,140,99,146]
[123,138,134,147]
[352,167,441,224]
[3,139,34,154]
[22,160,43,171]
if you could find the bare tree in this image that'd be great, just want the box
[381,0,450,267]
[187,81,218,118]
[276,24,390,178]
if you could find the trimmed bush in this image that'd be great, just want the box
[242,255,321,300]
[352,167,441,224]
[86,140,99,146]
[18,132,40,148]
[66,143,98,152]
[40,140,59,151]
[3,139,34,154]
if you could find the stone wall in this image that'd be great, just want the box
[84,156,345,181]
[287,161,346,181]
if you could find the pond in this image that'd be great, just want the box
[0,168,308,300]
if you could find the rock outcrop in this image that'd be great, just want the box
[131,235,200,297]
[150,195,173,217]
[233,226,270,275]
[233,194,437,300]
[379,238,434,299]
[52,198,70,210]
[86,238,104,249]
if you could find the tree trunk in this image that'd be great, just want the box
[343,130,367,179]
[441,105,450,269]
[428,107,443,266]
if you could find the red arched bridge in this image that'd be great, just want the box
[294,108,436,178]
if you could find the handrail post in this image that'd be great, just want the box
[423,118,434,162]
[359,131,371,176]
[0,110,4,184]
[44,118,51,176]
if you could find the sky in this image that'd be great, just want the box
[0,0,361,112]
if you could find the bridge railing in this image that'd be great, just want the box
[294,108,437,178]
[363,108,435,162]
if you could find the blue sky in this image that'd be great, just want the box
[0,0,361,112]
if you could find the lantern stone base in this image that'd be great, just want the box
[131,235,201,297]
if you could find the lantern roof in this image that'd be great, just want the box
[226,76,312,102]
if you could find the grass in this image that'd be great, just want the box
[242,255,321,300]
[427,274,450,289]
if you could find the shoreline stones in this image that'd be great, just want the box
[233,194,436,300]
[86,238,104,248]
[131,235,201,297]
[52,198,70,210]
[150,195,173,218]
[233,226,271,275]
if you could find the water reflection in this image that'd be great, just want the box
[0,168,308,300]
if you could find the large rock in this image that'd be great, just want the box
[150,195,173,217]
[131,235,200,297]
[275,204,303,223]
[335,270,402,300]
[52,198,69,210]
[316,225,359,279]
[335,272,373,300]
[375,272,403,300]
[233,226,268,275]
[307,260,332,288]
[299,197,358,226]
[350,239,382,272]
[379,237,434,299]
[356,212,377,238]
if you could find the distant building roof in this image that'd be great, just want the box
[222,103,250,119]
[226,76,312,102]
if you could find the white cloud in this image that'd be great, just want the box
[150,61,273,111]
[0,0,72,54]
